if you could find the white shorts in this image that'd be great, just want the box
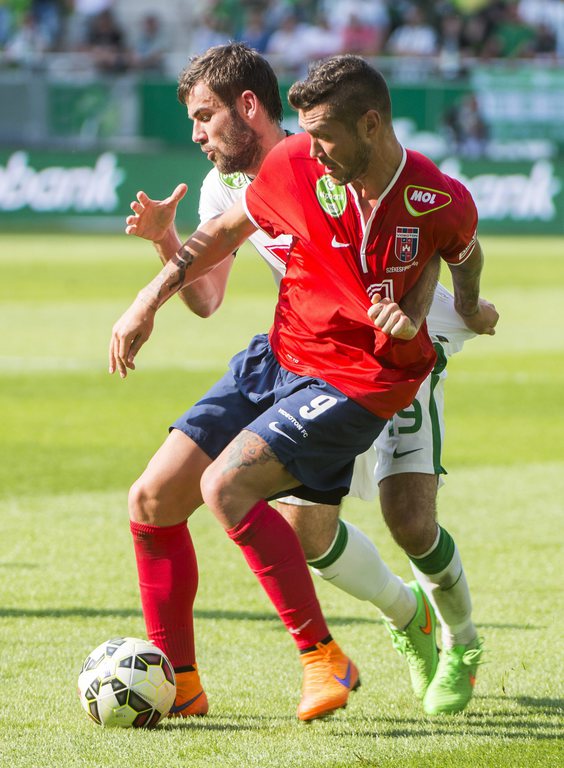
[279,354,447,506]
[364,364,446,493]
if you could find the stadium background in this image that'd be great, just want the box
[1,0,563,234]
[2,5,563,765]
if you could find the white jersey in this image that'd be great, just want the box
[199,167,476,353]
[199,168,291,288]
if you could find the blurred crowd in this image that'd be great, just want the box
[0,0,168,72]
[1,0,564,75]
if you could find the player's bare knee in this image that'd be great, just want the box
[200,463,234,517]
[128,476,157,524]
[380,472,438,552]
[199,463,220,510]
[384,509,438,555]
[277,501,339,561]
[201,463,263,528]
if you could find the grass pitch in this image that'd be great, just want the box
[0,234,563,768]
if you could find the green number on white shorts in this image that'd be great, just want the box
[388,398,423,436]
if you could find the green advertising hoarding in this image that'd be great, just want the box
[472,68,564,145]
[138,80,471,145]
[0,147,562,234]
[0,148,210,231]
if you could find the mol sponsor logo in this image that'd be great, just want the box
[404,185,452,217]
[0,151,125,213]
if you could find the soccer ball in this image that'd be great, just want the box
[77,637,176,728]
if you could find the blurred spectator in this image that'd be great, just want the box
[443,92,489,158]
[437,12,464,77]
[265,11,311,74]
[0,0,13,47]
[322,0,389,32]
[84,7,129,73]
[300,11,342,58]
[130,13,167,73]
[386,5,438,57]
[31,0,64,49]
[547,0,564,58]
[341,12,386,55]
[190,11,231,55]
[3,10,49,67]
[529,20,557,57]
[237,7,272,53]
[489,1,536,57]
[518,0,556,27]
[459,9,497,58]
[64,0,114,49]
[262,0,313,33]
[205,0,245,37]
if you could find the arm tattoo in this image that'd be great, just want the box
[172,247,195,268]
[138,247,196,309]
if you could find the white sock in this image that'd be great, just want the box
[410,529,476,648]
[309,520,416,630]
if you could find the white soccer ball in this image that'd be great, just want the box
[77,637,176,728]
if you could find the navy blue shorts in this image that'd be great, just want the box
[171,334,386,505]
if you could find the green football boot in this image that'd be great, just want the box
[384,581,439,699]
[423,637,484,715]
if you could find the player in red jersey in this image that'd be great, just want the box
[110,54,496,720]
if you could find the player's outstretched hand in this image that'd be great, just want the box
[109,297,156,379]
[368,294,418,340]
[125,183,188,242]
[458,297,499,336]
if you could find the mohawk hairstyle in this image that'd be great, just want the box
[289,55,392,128]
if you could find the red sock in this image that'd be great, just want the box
[130,519,198,669]
[226,500,329,650]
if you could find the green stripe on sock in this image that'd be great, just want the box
[307,519,348,569]
[410,525,455,574]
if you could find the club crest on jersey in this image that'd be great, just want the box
[220,172,248,189]
[395,226,419,263]
[316,175,347,217]
[404,185,452,217]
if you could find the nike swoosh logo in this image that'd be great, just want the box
[331,236,351,248]
[334,661,352,688]
[392,447,423,459]
[169,690,204,714]
[289,618,312,635]
[419,596,433,635]
[268,421,297,443]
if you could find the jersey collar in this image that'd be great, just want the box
[349,146,407,274]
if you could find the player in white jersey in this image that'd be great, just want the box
[125,44,498,715]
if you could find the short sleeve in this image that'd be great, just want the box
[438,178,478,265]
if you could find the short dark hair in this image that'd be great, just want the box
[177,42,283,124]
[288,55,392,127]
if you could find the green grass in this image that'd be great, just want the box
[1,234,563,767]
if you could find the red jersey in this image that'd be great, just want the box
[243,133,478,418]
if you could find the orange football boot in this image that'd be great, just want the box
[168,665,209,717]
[297,639,360,721]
